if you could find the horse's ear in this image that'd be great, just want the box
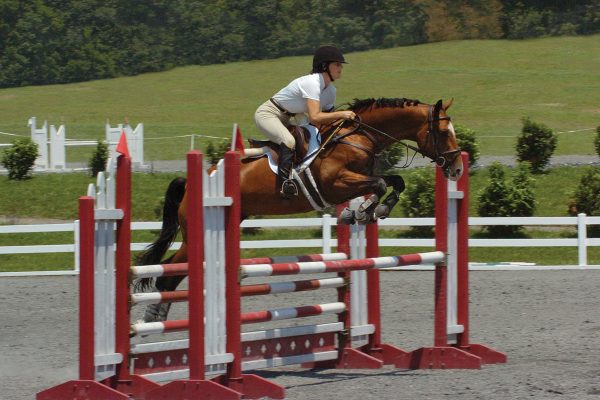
[442,98,454,111]
[434,99,443,115]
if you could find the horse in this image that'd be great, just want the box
[136,97,462,322]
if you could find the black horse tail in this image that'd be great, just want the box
[134,177,187,292]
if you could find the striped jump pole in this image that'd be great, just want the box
[240,252,444,277]
[131,277,346,305]
[129,253,348,279]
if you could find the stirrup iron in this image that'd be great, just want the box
[280,178,299,199]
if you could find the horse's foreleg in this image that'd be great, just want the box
[374,175,405,219]
[334,173,388,224]
[143,245,188,323]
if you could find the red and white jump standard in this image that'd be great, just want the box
[37,149,506,400]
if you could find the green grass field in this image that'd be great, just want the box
[1,35,599,160]
[1,35,599,271]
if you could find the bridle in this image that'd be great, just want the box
[327,103,461,173]
[426,105,462,170]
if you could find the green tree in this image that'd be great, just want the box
[204,140,230,165]
[88,140,109,177]
[454,124,480,168]
[398,167,435,237]
[568,168,600,237]
[375,142,405,175]
[477,162,536,236]
[515,117,557,173]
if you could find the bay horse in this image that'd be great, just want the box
[137,97,462,322]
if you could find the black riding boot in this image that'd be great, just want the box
[278,145,298,199]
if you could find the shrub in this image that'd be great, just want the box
[454,124,480,168]
[398,167,435,237]
[88,141,109,177]
[594,126,600,159]
[1,137,38,180]
[477,162,536,236]
[568,168,600,237]
[375,142,405,174]
[515,117,557,173]
[205,140,231,165]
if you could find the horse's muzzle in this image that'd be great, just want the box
[435,150,463,181]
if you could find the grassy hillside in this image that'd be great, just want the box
[1,35,599,161]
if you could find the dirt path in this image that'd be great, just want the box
[2,269,599,400]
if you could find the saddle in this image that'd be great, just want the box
[248,125,311,164]
[248,125,334,209]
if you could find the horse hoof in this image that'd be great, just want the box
[374,204,390,219]
[337,207,356,225]
[143,302,171,323]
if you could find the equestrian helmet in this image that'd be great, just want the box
[312,45,347,73]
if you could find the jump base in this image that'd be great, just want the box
[143,379,242,400]
[394,346,482,369]
[36,380,129,400]
[460,343,508,364]
[215,374,286,400]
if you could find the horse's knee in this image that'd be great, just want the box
[374,177,387,196]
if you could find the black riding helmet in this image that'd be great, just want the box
[312,45,347,77]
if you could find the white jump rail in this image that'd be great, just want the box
[2,214,600,276]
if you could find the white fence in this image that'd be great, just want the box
[1,214,600,276]
[2,117,145,171]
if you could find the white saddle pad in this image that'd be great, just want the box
[266,125,321,174]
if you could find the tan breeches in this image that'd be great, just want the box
[254,100,295,149]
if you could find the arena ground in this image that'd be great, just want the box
[2,268,599,400]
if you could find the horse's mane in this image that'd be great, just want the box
[348,97,421,113]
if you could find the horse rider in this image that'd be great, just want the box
[254,45,356,199]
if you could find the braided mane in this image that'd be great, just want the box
[348,97,421,113]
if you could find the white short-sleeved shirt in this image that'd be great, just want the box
[272,73,336,114]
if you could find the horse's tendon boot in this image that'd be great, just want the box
[338,207,356,225]
[374,191,400,219]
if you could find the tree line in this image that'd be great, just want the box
[1,0,599,88]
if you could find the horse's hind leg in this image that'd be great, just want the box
[143,245,188,323]
[143,275,187,322]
